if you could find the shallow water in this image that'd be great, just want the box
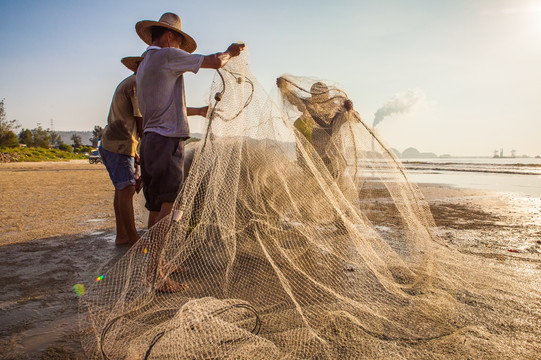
[403,158,541,175]
[407,170,541,198]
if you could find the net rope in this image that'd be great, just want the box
[80,49,541,359]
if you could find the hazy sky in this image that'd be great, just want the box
[1,0,540,156]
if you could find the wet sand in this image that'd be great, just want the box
[0,161,146,359]
[0,162,540,359]
[0,160,147,246]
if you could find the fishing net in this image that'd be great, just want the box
[79,50,541,359]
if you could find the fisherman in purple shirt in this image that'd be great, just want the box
[135,12,245,228]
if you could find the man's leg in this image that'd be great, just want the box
[148,211,160,228]
[156,202,174,224]
[145,200,186,293]
[141,134,187,292]
[101,147,139,245]
[117,185,139,245]
[148,202,173,228]
[113,189,130,245]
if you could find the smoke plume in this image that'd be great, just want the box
[373,89,426,127]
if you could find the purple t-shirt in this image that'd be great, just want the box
[136,46,204,138]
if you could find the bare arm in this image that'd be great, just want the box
[200,43,245,69]
[134,116,142,165]
[187,106,208,117]
[277,77,307,113]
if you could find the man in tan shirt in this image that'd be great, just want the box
[100,56,144,246]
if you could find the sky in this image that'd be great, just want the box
[1,0,540,157]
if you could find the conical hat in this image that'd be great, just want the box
[121,56,144,73]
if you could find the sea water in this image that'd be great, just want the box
[401,158,541,198]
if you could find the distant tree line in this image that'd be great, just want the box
[0,99,102,153]
[0,99,19,148]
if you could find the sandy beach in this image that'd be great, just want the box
[0,160,148,247]
[0,161,540,359]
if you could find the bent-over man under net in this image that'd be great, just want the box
[79,50,541,359]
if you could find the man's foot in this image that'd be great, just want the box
[116,236,139,246]
[115,236,131,246]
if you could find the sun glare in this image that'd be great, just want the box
[535,7,541,33]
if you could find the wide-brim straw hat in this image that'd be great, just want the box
[135,12,197,53]
[121,56,144,73]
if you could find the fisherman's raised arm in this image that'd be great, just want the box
[201,43,245,69]
[187,106,208,117]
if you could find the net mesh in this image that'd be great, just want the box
[79,50,541,359]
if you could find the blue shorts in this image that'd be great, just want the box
[99,147,136,190]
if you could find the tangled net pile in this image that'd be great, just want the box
[80,50,540,359]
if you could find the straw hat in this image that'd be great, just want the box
[135,12,197,53]
[121,56,144,73]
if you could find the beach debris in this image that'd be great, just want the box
[507,249,519,253]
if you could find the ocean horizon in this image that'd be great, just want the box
[400,157,541,198]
